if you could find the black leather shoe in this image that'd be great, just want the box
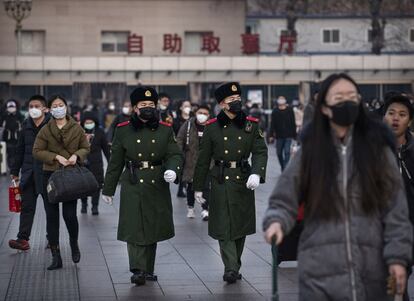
[47,245,63,270]
[70,240,81,263]
[223,271,238,284]
[91,206,99,215]
[131,271,146,286]
[237,272,242,280]
[176,191,186,198]
[145,272,158,281]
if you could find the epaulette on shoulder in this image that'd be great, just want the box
[117,121,130,127]
[246,116,259,123]
[159,121,172,127]
[206,118,217,126]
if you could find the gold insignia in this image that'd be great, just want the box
[245,121,252,133]
[145,90,151,97]
[231,85,237,92]
[259,128,264,138]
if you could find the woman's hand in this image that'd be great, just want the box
[68,154,78,165]
[55,155,69,166]
[264,222,284,245]
[388,264,407,296]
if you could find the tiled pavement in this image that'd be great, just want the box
[0,152,413,300]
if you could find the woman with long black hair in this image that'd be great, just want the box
[263,73,412,300]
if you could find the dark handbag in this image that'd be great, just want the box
[47,165,99,203]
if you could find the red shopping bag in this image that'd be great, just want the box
[9,180,21,213]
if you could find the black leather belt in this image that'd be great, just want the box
[214,160,241,169]
[126,160,162,169]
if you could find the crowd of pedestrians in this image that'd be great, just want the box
[2,74,414,300]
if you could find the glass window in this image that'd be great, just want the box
[322,29,340,44]
[101,31,129,53]
[21,30,45,54]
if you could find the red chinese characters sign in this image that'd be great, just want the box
[278,32,297,54]
[163,34,182,53]
[201,33,220,54]
[128,34,143,54]
[241,34,260,55]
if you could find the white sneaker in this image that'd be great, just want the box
[201,210,209,221]
[187,207,195,218]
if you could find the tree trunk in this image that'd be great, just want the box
[369,0,386,55]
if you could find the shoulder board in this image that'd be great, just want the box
[246,116,259,123]
[159,121,172,127]
[117,121,130,127]
[206,118,217,126]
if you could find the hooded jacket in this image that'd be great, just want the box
[263,130,412,301]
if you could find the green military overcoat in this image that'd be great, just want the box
[193,111,268,241]
[102,117,183,245]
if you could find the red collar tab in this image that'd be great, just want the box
[206,118,217,125]
[159,121,172,127]
[246,116,259,123]
[117,121,130,127]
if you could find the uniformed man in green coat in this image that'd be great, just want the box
[102,86,183,286]
[193,82,268,284]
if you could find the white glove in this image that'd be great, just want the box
[246,174,260,190]
[102,195,113,205]
[164,170,177,183]
[194,191,206,205]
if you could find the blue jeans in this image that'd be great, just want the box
[276,138,293,171]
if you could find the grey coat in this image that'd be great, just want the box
[176,117,201,183]
[263,134,413,301]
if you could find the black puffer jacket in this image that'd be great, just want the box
[1,111,24,143]
[269,106,297,139]
[10,114,51,193]
[82,113,111,185]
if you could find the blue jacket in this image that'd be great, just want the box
[10,114,51,193]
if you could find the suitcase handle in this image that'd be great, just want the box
[272,236,279,301]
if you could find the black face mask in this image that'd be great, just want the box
[327,100,359,126]
[138,107,157,121]
[228,100,242,114]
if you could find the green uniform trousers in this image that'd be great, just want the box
[127,243,157,273]
[218,236,246,272]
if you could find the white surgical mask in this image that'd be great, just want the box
[159,104,167,110]
[183,107,191,115]
[7,107,16,113]
[51,106,66,119]
[29,108,42,119]
[122,107,130,115]
[84,122,95,130]
[196,114,208,124]
[277,98,287,105]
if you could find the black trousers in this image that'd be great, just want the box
[17,181,47,241]
[43,172,79,246]
[6,143,17,171]
[186,182,209,210]
[81,189,100,207]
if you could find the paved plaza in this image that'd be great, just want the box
[0,152,413,300]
